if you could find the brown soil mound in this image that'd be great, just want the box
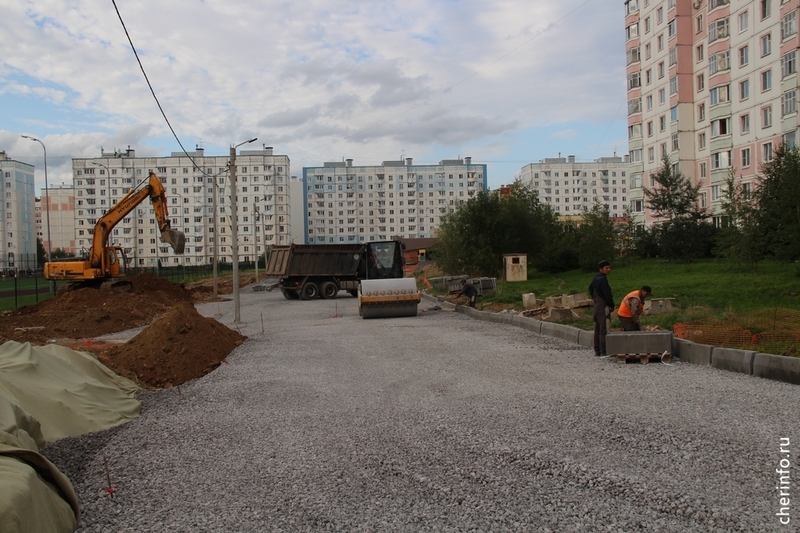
[100,301,246,388]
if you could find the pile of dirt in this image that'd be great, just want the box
[0,273,194,344]
[100,301,246,388]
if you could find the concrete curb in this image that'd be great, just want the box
[418,292,800,386]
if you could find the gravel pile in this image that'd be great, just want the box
[43,287,798,532]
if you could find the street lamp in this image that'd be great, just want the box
[230,137,257,323]
[21,135,52,273]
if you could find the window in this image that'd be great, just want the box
[645,43,652,59]
[697,73,705,91]
[741,113,750,133]
[762,105,773,128]
[626,23,639,40]
[711,150,732,169]
[658,61,665,78]
[660,115,666,131]
[698,103,705,121]
[647,121,654,136]
[710,0,729,7]
[709,18,729,42]
[711,117,731,137]
[668,19,676,38]
[761,0,771,20]
[740,45,749,66]
[712,184,721,201]
[671,105,678,122]
[629,123,642,139]
[645,17,651,33]
[761,33,772,56]
[625,0,639,15]
[657,7,664,24]
[700,162,707,179]
[742,148,751,168]
[739,11,749,32]
[671,133,679,151]
[646,94,653,110]
[628,97,642,115]
[669,76,678,95]
[699,132,707,149]
[669,47,677,66]
[710,84,730,105]
[627,47,641,65]
[782,51,797,77]
[659,88,666,104]
[696,44,704,62]
[658,33,664,50]
[781,11,797,39]
[628,72,641,90]
[646,69,652,84]
[740,79,749,100]
[709,50,730,74]
[783,130,798,149]
[761,69,772,91]
[782,89,797,116]
[648,147,655,162]
[763,142,774,162]
[696,14,704,34]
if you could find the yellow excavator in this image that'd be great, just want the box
[45,172,186,291]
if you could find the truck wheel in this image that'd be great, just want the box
[320,281,339,299]
[300,282,319,300]
[281,289,299,300]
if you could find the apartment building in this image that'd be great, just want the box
[302,157,487,244]
[519,155,632,217]
[625,0,798,225]
[42,184,78,255]
[0,151,36,271]
[71,146,291,267]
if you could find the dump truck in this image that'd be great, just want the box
[45,172,186,291]
[263,240,419,318]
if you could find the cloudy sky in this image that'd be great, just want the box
[2,0,627,193]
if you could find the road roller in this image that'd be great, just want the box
[358,278,420,319]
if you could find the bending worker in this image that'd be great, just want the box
[457,278,478,308]
[617,286,652,331]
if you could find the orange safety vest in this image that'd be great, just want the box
[618,290,643,318]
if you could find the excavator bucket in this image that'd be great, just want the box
[358,278,420,319]
[161,228,186,254]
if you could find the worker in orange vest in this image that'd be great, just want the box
[617,286,652,331]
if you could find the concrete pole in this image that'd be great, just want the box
[212,172,219,300]
[253,195,258,283]
[230,145,240,323]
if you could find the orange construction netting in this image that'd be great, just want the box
[673,307,800,356]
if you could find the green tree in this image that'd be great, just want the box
[755,144,800,261]
[575,202,617,271]
[36,238,46,267]
[715,170,763,271]
[434,181,559,277]
[644,156,714,262]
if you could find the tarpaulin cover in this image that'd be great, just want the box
[0,341,141,533]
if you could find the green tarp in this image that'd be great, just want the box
[0,341,142,533]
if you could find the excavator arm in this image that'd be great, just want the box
[88,172,185,267]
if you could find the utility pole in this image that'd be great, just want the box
[253,195,258,283]
[230,138,257,324]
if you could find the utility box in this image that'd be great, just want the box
[503,254,527,282]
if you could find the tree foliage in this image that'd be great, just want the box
[715,170,763,271]
[643,156,714,262]
[576,203,617,271]
[433,181,559,277]
[755,144,800,261]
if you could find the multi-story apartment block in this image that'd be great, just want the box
[625,0,798,226]
[0,151,36,272]
[519,155,632,217]
[70,146,291,267]
[302,157,487,244]
[42,184,78,255]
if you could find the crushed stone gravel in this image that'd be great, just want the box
[42,285,799,532]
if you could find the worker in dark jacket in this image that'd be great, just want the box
[618,286,652,331]
[588,260,614,357]
[458,279,478,308]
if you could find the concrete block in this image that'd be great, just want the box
[676,340,713,365]
[545,308,576,322]
[645,298,676,315]
[711,347,756,375]
[752,353,800,385]
[540,322,557,338]
[561,293,593,308]
[550,324,581,344]
[605,331,673,357]
[511,315,542,334]
[522,293,537,308]
[578,329,595,348]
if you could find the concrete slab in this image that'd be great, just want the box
[675,339,713,365]
[510,315,542,334]
[550,324,581,344]
[645,298,676,315]
[578,329,594,348]
[711,347,756,375]
[752,353,800,385]
[540,322,557,338]
[605,331,672,357]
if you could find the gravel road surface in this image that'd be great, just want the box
[43,285,799,532]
